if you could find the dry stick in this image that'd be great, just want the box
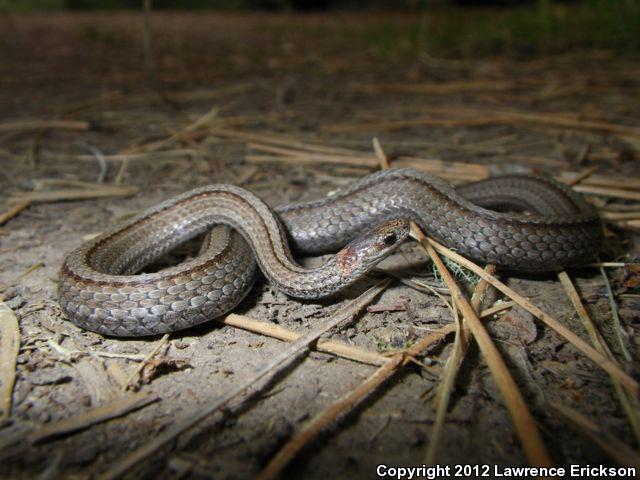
[550,402,640,469]
[324,116,521,133]
[9,185,139,204]
[622,219,640,229]
[564,166,598,186]
[0,302,20,419]
[247,154,640,201]
[572,184,640,202]
[427,238,639,397]
[598,264,632,363]
[40,149,198,163]
[0,186,138,227]
[249,142,378,165]
[558,272,640,446]
[557,172,640,191]
[28,392,159,444]
[222,314,389,366]
[585,262,629,268]
[206,127,361,156]
[222,127,640,191]
[33,178,120,190]
[600,211,640,221]
[257,324,457,480]
[244,136,489,177]
[97,280,389,480]
[480,300,517,318]
[1,262,44,292]
[376,140,548,465]
[323,109,640,141]
[250,152,640,201]
[122,106,220,155]
[243,137,640,198]
[424,301,462,465]
[415,230,552,467]
[125,334,170,390]
[352,80,516,95]
[249,143,374,162]
[425,264,497,464]
[0,120,89,133]
[246,154,374,170]
[0,200,30,227]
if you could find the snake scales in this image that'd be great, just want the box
[58,168,602,337]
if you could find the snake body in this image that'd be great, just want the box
[58,168,602,337]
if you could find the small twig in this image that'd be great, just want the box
[323,107,640,142]
[97,280,389,480]
[352,80,515,95]
[207,127,360,156]
[372,137,389,169]
[0,301,20,419]
[425,265,495,465]
[572,184,640,201]
[557,172,640,191]
[9,185,138,204]
[222,314,389,366]
[379,140,546,465]
[424,296,462,464]
[258,323,456,480]
[76,143,109,184]
[584,262,629,268]
[558,271,640,445]
[600,211,640,221]
[416,231,552,467]
[1,183,136,230]
[28,392,159,444]
[40,149,198,163]
[0,262,44,293]
[564,166,598,186]
[597,263,632,362]
[550,402,640,469]
[43,342,146,363]
[427,238,639,397]
[0,120,89,133]
[125,334,171,390]
[0,200,30,227]
[124,106,220,155]
[480,300,516,318]
[220,129,640,197]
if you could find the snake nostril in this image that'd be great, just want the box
[383,233,397,246]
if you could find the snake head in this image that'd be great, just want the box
[336,219,410,277]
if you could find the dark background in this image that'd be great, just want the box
[1,0,638,56]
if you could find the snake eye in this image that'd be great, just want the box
[383,233,397,246]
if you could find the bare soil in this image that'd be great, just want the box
[0,12,638,480]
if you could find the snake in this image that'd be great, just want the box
[58,168,603,337]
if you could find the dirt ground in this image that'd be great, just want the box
[0,11,639,480]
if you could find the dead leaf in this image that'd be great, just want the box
[497,308,538,344]
[140,358,191,385]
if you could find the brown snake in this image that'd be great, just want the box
[59,168,603,337]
